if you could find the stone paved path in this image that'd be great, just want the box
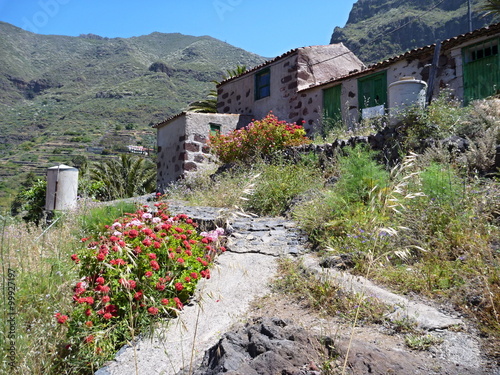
[96,199,489,375]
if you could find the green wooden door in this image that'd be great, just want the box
[323,85,342,124]
[358,71,387,110]
[463,38,499,105]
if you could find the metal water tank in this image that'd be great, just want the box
[388,77,427,126]
[45,164,79,211]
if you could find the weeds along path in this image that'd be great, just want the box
[96,199,489,375]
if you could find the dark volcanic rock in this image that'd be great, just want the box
[189,317,325,375]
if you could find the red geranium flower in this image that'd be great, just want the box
[150,260,160,270]
[55,313,68,324]
[84,335,94,343]
[147,307,159,315]
[175,282,184,291]
[174,297,183,310]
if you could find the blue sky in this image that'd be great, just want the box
[0,0,357,57]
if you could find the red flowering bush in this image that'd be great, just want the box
[55,202,225,373]
[208,112,310,164]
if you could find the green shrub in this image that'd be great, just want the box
[78,201,137,237]
[208,113,310,164]
[334,144,390,204]
[419,162,464,206]
[247,160,323,216]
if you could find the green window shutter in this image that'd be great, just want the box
[358,71,387,110]
[255,68,270,100]
[463,38,499,105]
[323,85,342,124]
[209,123,221,137]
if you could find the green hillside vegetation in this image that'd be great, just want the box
[331,0,496,63]
[0,22,266,209]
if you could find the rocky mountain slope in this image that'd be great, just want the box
[331,0,496,64]
[0,21,265,208]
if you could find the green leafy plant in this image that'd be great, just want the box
[90,154,156,201]
[55,202,226,373]
[208,113,311,164]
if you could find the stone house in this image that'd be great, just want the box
[216,23,499,131]
[216,44,365,133]
[299,22,500,128]
[154,112,251,190]
[155,23,499,186]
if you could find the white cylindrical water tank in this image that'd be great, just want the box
[45,164,79,211]
[388,77,427,126]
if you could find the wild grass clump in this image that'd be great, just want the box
[272,258,387,324]
[165,156,325,217]
[0,211,79,375]
[291,140,500,343]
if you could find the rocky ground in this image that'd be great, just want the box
[97,198,499,375]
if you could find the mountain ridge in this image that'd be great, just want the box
[0,21,266,208]
[330,0,496,64]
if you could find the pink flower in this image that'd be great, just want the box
[148,253,157,260]
[142,238,152,247]
[71,254,80,263]
[102,296,110,303]
[103,313,113,320]
[150,260,160,270]
[145,271,153,278]
[175,282,184,291]
[96,276,105,285]
[177,258,185,264]
[161,298,169,305]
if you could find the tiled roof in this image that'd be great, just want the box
[151,111,186,128]
[217,48,299,86]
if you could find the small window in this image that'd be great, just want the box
[464,39,499,63]
[255,68,270,100]
[209,123,221,137]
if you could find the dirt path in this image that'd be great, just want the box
[96,199,499,374]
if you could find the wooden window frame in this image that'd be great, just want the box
[255,68,270,100]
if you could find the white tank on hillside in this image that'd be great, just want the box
[45,164,79,211]
[388,77,427,126]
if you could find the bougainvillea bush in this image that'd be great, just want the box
[55,202,225,373]
[208,112,311,164]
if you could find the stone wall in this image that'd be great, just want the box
[156,113,252,190]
